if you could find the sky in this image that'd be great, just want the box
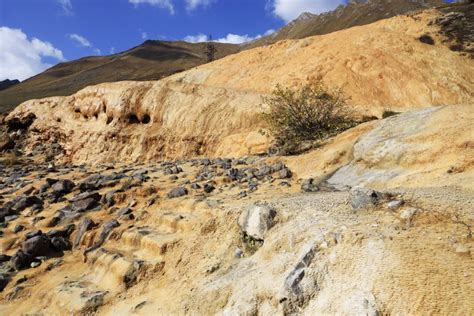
[1,0,356,81]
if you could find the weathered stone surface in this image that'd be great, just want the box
[349,187,383,210]
[238,204,276,240]
[22,234,53,257]
[167,187,188,199]
[74,217,96,248]
[301,178,319,192]
[51,179,75,196]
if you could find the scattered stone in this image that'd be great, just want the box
[51,236,72,251]
[279,167,292,179]
[0,274,9,292]
[74,217,96,248]
[238,204,277,241]
[22,234,53,257]
[117,207,132,216]
[10,250,32,270]
[167,187,188,199]
[203,183,215,194]
[387,200,403,210]
[13,224,25,233]
[301,178,319,192]
[349,187,383,210]
[51,179,75,196]
[234,248,243,259]
[399,208,418,221]
[0,254,11,262]
[31,262,41,268]
[25,230,42,239]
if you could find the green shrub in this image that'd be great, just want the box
[263,83,356,155]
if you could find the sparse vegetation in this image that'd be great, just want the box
[263,83,356,155]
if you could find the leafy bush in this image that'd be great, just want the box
[263,83,356,154]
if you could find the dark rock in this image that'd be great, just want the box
[203,183,215,194]
[51,236,72,251]
[72,197,99,212]
[85,220,120,254]
[13,224,25,233]
[46,216,61,227]
[46,224,75,238]
[117,207,132,216]
[6,113,36,131]
[167,187,188,199]
[51,179,75,196]
[10,250,33,270]
[22,234,53,257]
[301,178,319,192]
[101,190,117,207]
[279,168,292,179]
[45,178,58,186]
[73,217,96,248]
[191,183,201,190]
[0,254,11,262]
[0,274,9,292]
[12,195,43,212]
[25,230,42,239]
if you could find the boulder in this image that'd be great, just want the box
[238,204,277,241]
[167,187,188,199]
[203,183,216,193]
[10,250,33,270]
[349,187,383,210]
[51,237,72,251]
[51,179,75,196]
[301,178,319,192]
[22,234,53,257]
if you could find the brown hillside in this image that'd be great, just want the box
[0,41,239,114]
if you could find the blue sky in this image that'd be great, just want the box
[0,0,353,80]
[4,0,459,81]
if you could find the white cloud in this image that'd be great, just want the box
[57,0,73,16]
[141,32,148,40]
[186,0,214,11]
[110,47,116,54]
[68,33,92,47]
[93,48,101,55]
[270,0,346,22]
[129,0,174,15]
[0,27,65,81]
[183,34,209,43]
[184,29,276,44]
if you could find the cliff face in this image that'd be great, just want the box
[6,8,474,165]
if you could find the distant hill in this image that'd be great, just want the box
[0,41,239,113]
[0,79,20,91]
[246,0,445,48]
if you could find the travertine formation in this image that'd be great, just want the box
[1,6,473,315]
[6,9,474,164]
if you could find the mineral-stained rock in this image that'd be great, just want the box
[74,217,96,248]
[238,204,276,241]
